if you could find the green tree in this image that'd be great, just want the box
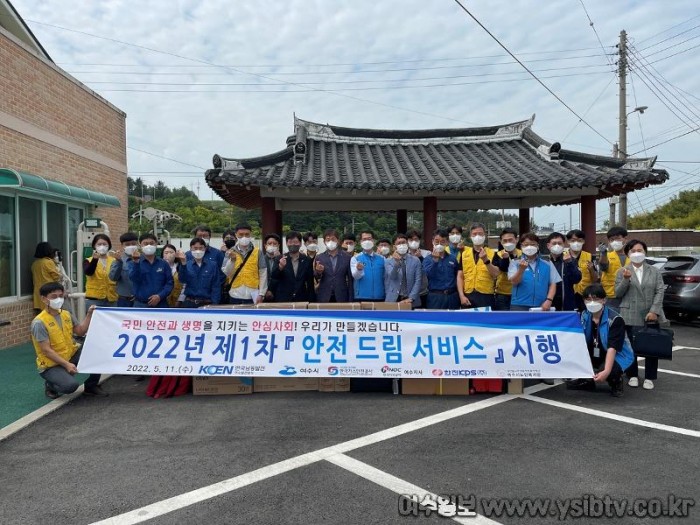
[628,189,700,230]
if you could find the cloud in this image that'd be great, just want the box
[12,0,700,228]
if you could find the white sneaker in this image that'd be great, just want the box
[643,379,654,390]
[628,377,639,387]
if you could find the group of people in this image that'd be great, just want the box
[30,222,667,400]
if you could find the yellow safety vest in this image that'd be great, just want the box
[85,256,118,302]
[461,246,497,294]
[600,250,625,298]
[227,246,260,289]
[167,266,183,307]
[32,309,78,370]
[573,250,593,295]
[495,248,522,295]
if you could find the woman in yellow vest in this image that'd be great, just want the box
[84,233,118,309]
[31,242,61,310]
[162,243,184,307]
[456,223,500,309]
[566,229,598,312]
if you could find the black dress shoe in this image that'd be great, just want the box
[565,379,596,391]
[45,383,60,399]
[84,385,109,397]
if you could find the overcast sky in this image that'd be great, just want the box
[13,0,700,231]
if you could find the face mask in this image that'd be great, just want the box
[124,245,138,256]
[326,241,338,251]
[630,252,646,264]
[191,250,205,260]
[379,246,391,256]
[224,239,236,249]
[433,244,445,254]
[306,243,318,252]
[502,242,516,252]
[49,297,64,310]
[163,253,175,263]
[361,240,374,251]
[549,245,564,256]
[522,246,538,257]
[266,245,278,255]
[53,256,60,264]
[449,234,462,244]
[585,301,604,313]
[237,236,252,247]
[396,244,409,255]
[95,245,109,255]
[569,242,583,252]
[471,235,485,246]
[610,240,624,252]
[287,244,301,254]
[408,240,420,250]
[142,245,157,256]
[201,238,210,246]
[345,244,355,252]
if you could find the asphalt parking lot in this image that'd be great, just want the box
[1,321,698,525]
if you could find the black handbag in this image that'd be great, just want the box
[630,322,674,360]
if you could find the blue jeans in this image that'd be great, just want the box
[117,297,134,307]
[426,291,459,310]
[39,348,100,394]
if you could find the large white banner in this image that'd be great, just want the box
[78,308,594,379]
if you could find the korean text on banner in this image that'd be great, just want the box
[78,308,594,379]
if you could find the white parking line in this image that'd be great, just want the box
[90,395,514,524]
[327,453,503,525]
[639,366,700,379]
[523,395,700,437]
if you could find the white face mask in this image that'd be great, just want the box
[449,234,462,244]
[408,240,420,250]
[522,246,538,257]
[191,250,205,260]
[379,246,391,256]
[471,235,485,246]
[585,301,604,313]
[361,240,374,251]
[266,245,278,255]
[124,245,138,256]
[95,245,109,255]
[326,241,338,251]
[610,240,624,252]
[53,256,60,264]
[163,252,175,263]
[345,244,355,252]
[49,297,64,310]
[629,252,646,264]
[306,243,318,252]
[237,236,252,247]
[142,245,157,256]
[549,245,564,256]
[433,244,445,254]
[201,238,210,246]
[502,242,516,252]
[569,241,583,252]
[396,244,408,255]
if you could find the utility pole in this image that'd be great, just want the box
[617,29,628,228]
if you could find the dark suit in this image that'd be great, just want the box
[270,253,316,302]
[314,250,354,302]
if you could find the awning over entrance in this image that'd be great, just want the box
[0,168,121,207]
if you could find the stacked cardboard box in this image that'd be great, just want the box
[253,378,320,392]
[192,377,253,395]
[401,378,470,396]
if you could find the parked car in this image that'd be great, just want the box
[662,255,700,320]
[646,256,667,268]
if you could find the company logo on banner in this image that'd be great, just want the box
[78,308,594,379]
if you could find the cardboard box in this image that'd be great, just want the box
[256,302,308,309]
[360,302,412,311]
[507,379,524,394]
[318,378,351,392]
[192,376,253,395]
[401,378,470,396]
[199,304,255,310]
[253,377,319,392]
[307,303,362,310]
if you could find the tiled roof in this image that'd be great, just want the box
[206,115,668,208]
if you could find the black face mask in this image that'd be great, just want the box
[287,245,301,254]
[224,239,236,249]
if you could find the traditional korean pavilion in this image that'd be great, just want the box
[205,115,668,251]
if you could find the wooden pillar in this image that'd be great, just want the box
[580,195,597,253]
[261,197,276,236]
[275,210,283,235]
[423,197,437,245]
[518,208,530,235]
[396,209,408,235]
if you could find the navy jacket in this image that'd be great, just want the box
[314,250,354,302]
[270,253,316,302]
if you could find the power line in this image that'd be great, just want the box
[631,126,700,155]
[562,77,615,141]
[636,14,700,45]
[648,41,700,65]
[578,0,615,68]
[639,22,700,51]
[127,146,206,170]
[450,0,613,146]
